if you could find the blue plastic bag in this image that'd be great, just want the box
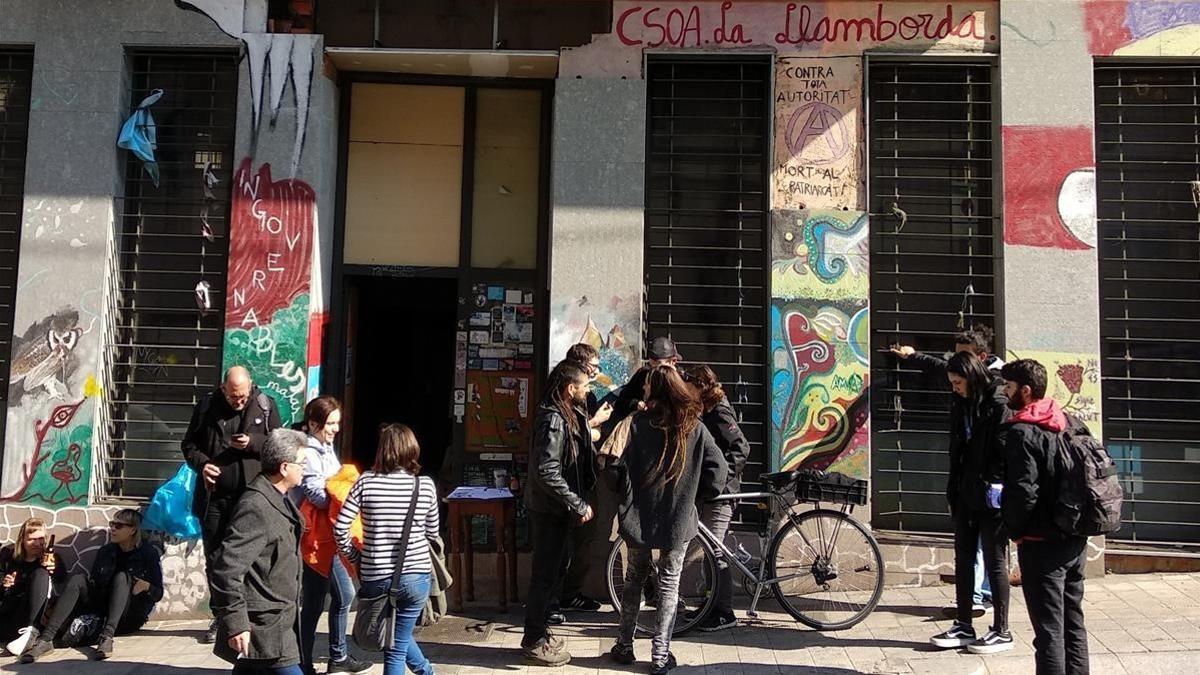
[117,89,163,187]
[142,463,202,539]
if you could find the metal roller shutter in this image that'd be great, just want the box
[101,50,239,500]
[1095,63,1200,545]
[644,56,771,515]
[0,50,34,457]
[867,61,999,533]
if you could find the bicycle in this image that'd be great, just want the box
[606,469,885,634]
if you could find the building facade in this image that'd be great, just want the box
[0,0,1196,616]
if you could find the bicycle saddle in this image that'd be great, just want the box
[760,469,799,489]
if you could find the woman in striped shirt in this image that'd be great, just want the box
[335,424,438,675]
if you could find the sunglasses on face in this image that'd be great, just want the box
[109,521,133,530]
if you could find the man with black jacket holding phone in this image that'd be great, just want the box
[181,365,282,644]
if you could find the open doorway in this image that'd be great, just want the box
[343,275,457,475]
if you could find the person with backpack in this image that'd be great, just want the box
[181,366,282,644]
[1001,359,1101,675]
[929,352,1013,654]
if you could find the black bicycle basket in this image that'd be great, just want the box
[795,470,869,506]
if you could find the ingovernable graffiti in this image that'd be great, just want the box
[223,160,315,424]
[1085,0,1200,56]
[548,294,641,397]
[225,294,310,425]
[771,209,869,476]
[774,57,862,210]
[563,1,998,77]
[1002,126,1096,250]
[1007,349,1102,439]
[176,0,318,175]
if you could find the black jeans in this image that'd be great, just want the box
[553,516,597,608]
[203,492,238,600]
[954,509,1010,632]
[523,510,572,648]
[1018,537,1089,675]
[43,572,145,641]
[0,566,53,640]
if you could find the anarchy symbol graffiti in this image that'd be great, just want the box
[786,102,850,166]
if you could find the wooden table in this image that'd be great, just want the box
[447,495,518,612]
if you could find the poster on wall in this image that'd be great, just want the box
[462,282,537,453]
[465,371,532,452]
[773,56,863,211]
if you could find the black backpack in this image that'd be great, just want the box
[1052,414,1124,537]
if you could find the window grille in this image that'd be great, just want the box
[0,50,33,456]
[102,50,239,501]
[644,57,771,509]
[868,61,998,533]
[1095,63,1200,545]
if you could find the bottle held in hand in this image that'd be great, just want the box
[42,534,56,569]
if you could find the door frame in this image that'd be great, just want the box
[328,72,554,474]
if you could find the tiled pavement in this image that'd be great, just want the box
[3,572,1199,673]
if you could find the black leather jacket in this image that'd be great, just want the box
[525,402,595,518]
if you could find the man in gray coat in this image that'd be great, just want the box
[211,429,307,673]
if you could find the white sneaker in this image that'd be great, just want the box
[6,626,38,656]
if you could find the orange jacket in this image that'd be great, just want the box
[300,464,363,578]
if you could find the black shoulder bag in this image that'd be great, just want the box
[352,479,420,652]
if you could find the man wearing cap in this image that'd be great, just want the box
[609,336,682,428]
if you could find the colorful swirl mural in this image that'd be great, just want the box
[771,208,870,476]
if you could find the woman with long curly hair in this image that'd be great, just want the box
[602,365,727,674]
[683,365,750,632]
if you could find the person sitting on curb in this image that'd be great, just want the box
[20,509,163,662]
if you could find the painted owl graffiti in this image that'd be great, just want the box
[8,307,84,402]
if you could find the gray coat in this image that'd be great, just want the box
[603,414,728,550]
[210,474,303,667]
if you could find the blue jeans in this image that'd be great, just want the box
[359,574,433,675]
[300,557,355,667]
[974,535,993,605]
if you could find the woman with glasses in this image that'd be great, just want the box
[0,518,65,656]
[19,509,163,663]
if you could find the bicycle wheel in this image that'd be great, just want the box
[768,508,884,630]
[606,535,717,635]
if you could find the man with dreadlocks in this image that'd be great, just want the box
[520,361,597,667]
[600,365,728,674]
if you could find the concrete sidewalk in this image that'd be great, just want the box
[2,572,1198,674]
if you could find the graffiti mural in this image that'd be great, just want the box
[176,0,319,175]
[1006,349,1102,440]
[771,209,869,476]
[223,160,315,425]
[1085,0,1200,56]
[2,304,100,505]
[1003,126,1096,250]
[548,294,641,396]
[562,1,999,78]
